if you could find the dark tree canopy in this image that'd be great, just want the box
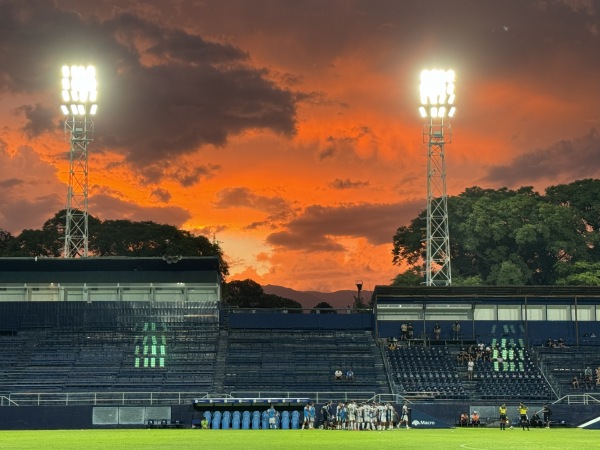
[310,301,336,314]
[223,279,301,310]
[0,210,229,279]
[392,180,597,286]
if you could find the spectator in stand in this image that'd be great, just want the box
[572,375,580,389]
[476,342,484,361]
[433,323,441,340]
[470,345,478,360]
[496,354,504,371]
[557,337,567,348]
[407,322,414,340]
[596,367,600,386]
[467,358,475,380]
[546,337,555,348]
[400,323,408,341]
[457,348,468,364]
[470,411,481,427]
[484,345,492,362]
[460,412,469,427]
[334,369,343,380]
[346,369,354,381]
[584,372,593,390]
[452,321,461,340]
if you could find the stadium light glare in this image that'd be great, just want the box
[61,64,98,116]
[419,69,456,118]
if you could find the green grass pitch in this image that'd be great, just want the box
[0,428,597,450]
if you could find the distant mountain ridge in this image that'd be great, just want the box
[263,284,372,309]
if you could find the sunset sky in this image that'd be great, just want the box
[1,0,600,292]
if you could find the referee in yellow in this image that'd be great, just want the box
[518,402,530,431]
[499,404,508,430]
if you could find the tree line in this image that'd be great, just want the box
[392,179,600,286]
[0,210,302,308]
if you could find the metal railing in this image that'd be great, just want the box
[1,390,389,406]
[229,391,377,403]
[0,396,19,406]
[4,391,210,407]
[553,393,600,405]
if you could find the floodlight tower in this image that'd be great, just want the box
[419,69,456,286]
[60,65,98,258]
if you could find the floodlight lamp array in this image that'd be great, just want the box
[60,65,98,116]
[419,69,456,118]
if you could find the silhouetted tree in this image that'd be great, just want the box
[310,301,336,314]
[223,279,301,309]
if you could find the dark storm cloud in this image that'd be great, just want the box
[214,187,291,215]
[89,193,191,226]
[266,200,423,252]
[319,127,372,161]
[17,104,55,138]
[484,128,600,185]
[0,178,24,189]
[150,187,171,203]
[173,165,220,187]
[330,178,370,190]
[0,194,64,234]
[0,1,297,166]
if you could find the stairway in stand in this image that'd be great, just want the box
[211,329,229,394]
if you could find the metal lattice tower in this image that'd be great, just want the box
[424,118,452,286]
[63,116,93,257]
[60,65,98,258]
[419,69,456,286]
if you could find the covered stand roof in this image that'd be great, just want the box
[0,256,220,284]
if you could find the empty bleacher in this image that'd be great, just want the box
[0,302,220,396]
[472,336,552,400]
[220,329,389,396]
[536,347,600,397]
[386,345,467,400]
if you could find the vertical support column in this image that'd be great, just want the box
[424,118,452,286]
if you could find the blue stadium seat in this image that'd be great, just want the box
[211,411,222,430]
[252,411,261,430]
[222,411,231,429]
[232,411,241,430]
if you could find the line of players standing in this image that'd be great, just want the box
[309,400,410,430]
[498,402,552,430]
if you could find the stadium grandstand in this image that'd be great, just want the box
[1,259,600,430]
